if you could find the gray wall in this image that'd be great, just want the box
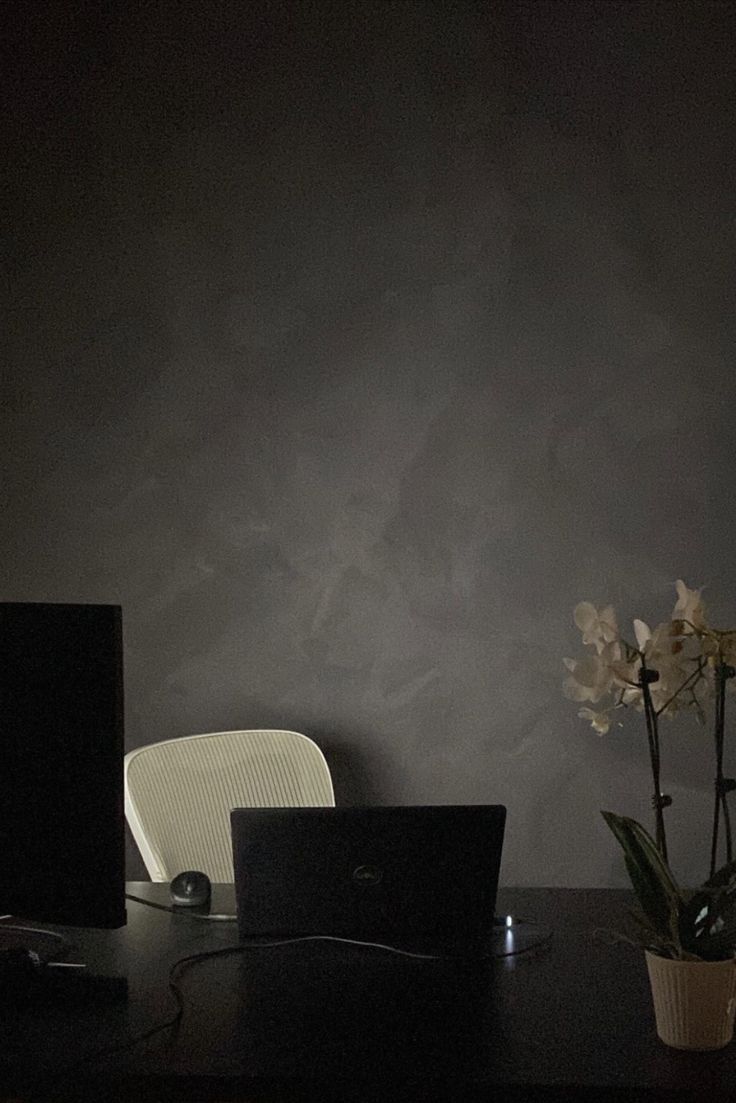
[4,1,736,885]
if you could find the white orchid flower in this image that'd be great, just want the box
[628,621,693,714]
[621,684,645,709]
[646,621,682,659]
[565,585,722,734]
[633,619,651,650]
[609,655,642,689]
[563,640,620,703]
[577,707,615,734]
[673,580,706,630]
[574,602,619,652]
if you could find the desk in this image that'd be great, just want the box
[2,885,736,1101]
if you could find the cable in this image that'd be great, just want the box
[77,924,548,1069]
[126,894,551,953]
[0,923,66,944]
[235,933,442,960]
[0,922,70,961]
[62,933,440,1077]
[41,923,552,1098]
[125,893,237,921]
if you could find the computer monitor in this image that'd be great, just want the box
[0,602,126,934]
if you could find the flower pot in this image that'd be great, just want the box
[646,950,736,1050]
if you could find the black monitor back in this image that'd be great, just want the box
[0,602,126,928]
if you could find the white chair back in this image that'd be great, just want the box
[124,729,335,882]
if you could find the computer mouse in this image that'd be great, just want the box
[169,870,212,908]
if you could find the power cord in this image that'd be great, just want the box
[0,921,69,955]
[124,895,552,956]
[75,924,552,1067]
[59,934,441,1076]
[30,922,552,1100]
[125,892,237,921]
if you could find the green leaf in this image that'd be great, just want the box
[627,907,680,956]
[679,862,736,952]
[687,924,736,960]
[705,858,736,890]
[678,872,736,959]
[601,811,684,953]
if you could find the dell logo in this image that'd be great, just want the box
[352,864,383,885]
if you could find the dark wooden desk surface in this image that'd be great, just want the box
[2,885,736,1101]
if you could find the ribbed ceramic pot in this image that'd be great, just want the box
[646,950,736,1050]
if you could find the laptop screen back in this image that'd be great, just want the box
[231,805,506,950]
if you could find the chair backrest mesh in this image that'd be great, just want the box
[124,729,334,882]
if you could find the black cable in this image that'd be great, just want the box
[74,925,551,1067]
[126,894,552,954]
[125,892,237,921]
[63,935,442,1073]
[24,921,552,1102]
[0,921,69,958]
[75,943,246,1066]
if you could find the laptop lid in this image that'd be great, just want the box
[230,805,506,951]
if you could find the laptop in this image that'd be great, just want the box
[230,805,506,955]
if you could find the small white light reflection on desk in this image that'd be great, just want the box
[502,915,517,960]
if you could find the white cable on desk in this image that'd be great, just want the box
[124,894,552,955]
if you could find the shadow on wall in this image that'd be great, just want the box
[124,731,385,881]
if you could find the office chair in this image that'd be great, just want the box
[124,729,335,882]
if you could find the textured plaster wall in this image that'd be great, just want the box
[4,1,736,885]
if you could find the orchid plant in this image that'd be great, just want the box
[564,581,736,960]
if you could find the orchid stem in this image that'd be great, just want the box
[710,662,733,878]
[640,660,668,864]
[654,659,706,718]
